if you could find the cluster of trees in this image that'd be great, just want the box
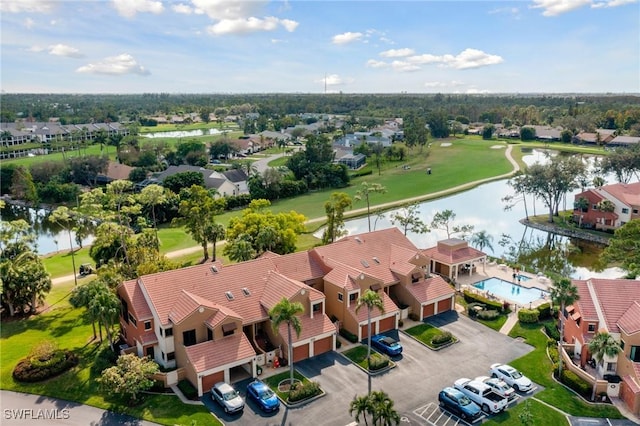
[286,134,350,190]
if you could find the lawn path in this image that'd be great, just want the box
[51,144,519,285]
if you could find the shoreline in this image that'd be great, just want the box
[519,218,611,246]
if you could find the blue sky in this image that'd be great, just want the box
[1,0,638,94]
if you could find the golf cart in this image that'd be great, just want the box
[79,263,95,277]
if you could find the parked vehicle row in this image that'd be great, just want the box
[438,363,533,421]
[211,379,280,415]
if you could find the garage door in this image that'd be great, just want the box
[437,297,452,313]
[361,324,369,340]
[202,370,224,394]
[422,303,435,318]
[293,343,309,362]
[313,336,333,356]
[378,316,396,333]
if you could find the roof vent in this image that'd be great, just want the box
[211,265,218,273]
[242,287,251,296]
[360,259,370,268]
[225,291,234,301]
[372,257,380,264]
[354,237,362,244]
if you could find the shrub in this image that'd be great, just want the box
[467,302,483,318]
[398,319,404,328]
[477,309,500,320]
[13,348,78,383]
[561,369,591,398]
[548,344,559,364]
[408,312,420,321]
[288,381,321,402]
[339,328,358,343]
[518,309,540,324]
[431,331,453,347]
[537,302,552,320]
[336,339,342,349]
[368,353,390,371]
[91,346,118,376]
[544,322,561,341]
[177,379,198,400]
[462,290,503,311]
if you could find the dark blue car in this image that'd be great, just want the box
[438,387,482,421]
[370,334,403,356]
[246,380,280,413]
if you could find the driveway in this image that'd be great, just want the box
[206,312,535,425]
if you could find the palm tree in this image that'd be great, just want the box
[269,298,304,391]
[205,223,226,262]
[369,390,400,426]
[597,199,615,213]
[549,278,579,377]
[593,176,605,188]
[470,230,494,253]
[49,206,79,287]
[356,289,385,395]
[588,331,622,371]
[354,182,387,232]
[349,394,372,426]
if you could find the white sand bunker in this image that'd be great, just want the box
[441,143,452,147]
[491,145,506,149]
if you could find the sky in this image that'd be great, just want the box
[1,0,639,94]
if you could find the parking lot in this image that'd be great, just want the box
[203,312,536,425]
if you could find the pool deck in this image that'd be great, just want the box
[455,261,552,311]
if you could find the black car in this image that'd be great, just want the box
[438,387,482,421]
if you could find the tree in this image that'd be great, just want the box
[269,298,304,390]
[592,176,605,188]
[98,353,159,403]
[10,166,38,206]
[355,182,387,233]
[549,278,579,377]
[470,230,494,253]
[596,199,615,213]
[503,172,531,221]
[403,113,428,150]
[356,289,385,395]
[588,332,622,372]
[520,126,536,141]
[162,171,205,194]
[49,206,80,287]
[430,210,474,239]
[322,192,352,244]
[139,184,168,247]
[206,223,226,262]
[482,124,495,140]
[175,185,226,261]
[370,390,400,426]
[599,144,640,184]
[224,234,256,262]
[600,219,640,278]
[390,203,428,236]
[349,394,372,426]
[371,142,385,175]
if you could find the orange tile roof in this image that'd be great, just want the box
[573,278,640,334]
[168,290,219,324]
[205,306,241,329]
[138,331,158,345]
[602,182,640,207]
[422,243,486,264]
[348,291,399,323]
[404,275,455,304]
[120,279,153,320]
[184,334,256,374]
[323,260,378,290]
[277,313,336,343]
[260,271,324,311]
[619,301,640,335]
[268,251,325,282]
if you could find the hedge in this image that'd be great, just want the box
[13,350,78,382]
[518,309,540,324]
[368,353,390,371]
[431,332,453,347]
[544,322,561,341]
[288,381,321,402]
[462,290,504,311]
[561,369,591,398]
[339,328,358,343]
[537,302,553,320]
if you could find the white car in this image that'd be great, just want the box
[475,375,516,400]
[489,363,533,393]
[453,378,507,414]
[211,382,245,414]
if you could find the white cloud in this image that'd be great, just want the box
[530,0,591,16]
[380,48,415,58]
[192,0,266,20]
[207,16,297,35]
[406,54,443,65]
[76,54,150,76]
[0,0,55,14]
[48,44,84,58]
[332,32,363,45]
[172,3,194,14]
[24,18,35,29]
[408,49,503,69]
[366,59,387,68]
[316,74,353,86]
[592,0,637,8]
[111,0,164,18]
[28,45,45,53]
[424,80,465,88]
[391,61,421,72]
[466,88,491,94]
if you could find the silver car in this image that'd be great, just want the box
[475,375,516,400]
[211,382,245,414]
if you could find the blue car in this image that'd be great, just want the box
[438,387,482,421]
[246,380,280,413]
[370,334,403,356]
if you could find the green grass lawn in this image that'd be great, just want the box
[508,321,623,419]
[0,281,218,425]
[342,345,387,370]
[476,315,509,332]
[263,370,311,401]
[404,323,456,349]
[484,398,567,425]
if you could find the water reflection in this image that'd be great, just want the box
[141,129,224,138]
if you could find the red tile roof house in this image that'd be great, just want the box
[573,182,640,231]
[117,228,455,395]
[561,278,640,414]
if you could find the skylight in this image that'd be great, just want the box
[360,259,370,268]
[225,291,234,301]
[242,287,251,296]
[372,257,380,264]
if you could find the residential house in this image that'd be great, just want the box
[561,278,640,414]
[94,161,135,185]
[117,228,456,394]
[573,182,640,231]
[573,131,615,146]
[150,165,248,197]
[609,136,640,147]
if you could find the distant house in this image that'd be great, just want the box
[94,161,135,185]
[150,165,248,197]
[573,182,640,231]
[561,278,640,415]
[530,125,562,141]
[609,136,640,147]
[573,131,615,146]
[336,153,366,170]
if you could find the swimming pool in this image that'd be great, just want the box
[473,277,548,306]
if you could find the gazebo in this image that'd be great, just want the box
[422,239,487,282]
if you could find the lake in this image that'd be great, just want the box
[141,129,224,138]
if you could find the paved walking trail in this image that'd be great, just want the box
[52,144,520,285]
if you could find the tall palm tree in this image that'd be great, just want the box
[269,298,304,390]
[205,223,225,262]
[592,176,605,188]
[550,278,579,377]
[369,390,400,426]
[349,394,371,426]
[470,230,494,253]
[356,289,385,394]
[588,331,622,371]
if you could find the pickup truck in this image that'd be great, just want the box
[453,378,508,414]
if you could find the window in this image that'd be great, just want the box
[183,329,196,347]
[622,208,629,214]
[349,293,358,303]
[313,303,321,313]
[165,327,173,337]
[207,328,213,341]
[588,324,596,333]
[144,321,151,330]
[128,313,137,327]
[338,293,343,302]
[146,347,154,359]
[167,352,175,361]
[222,323,237,337]
[634,209,639,214]
[606,362,616,372]
[161,351,165,360]
[630,346,640,362]
[121,299,129,324]
[621,340,625,350]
